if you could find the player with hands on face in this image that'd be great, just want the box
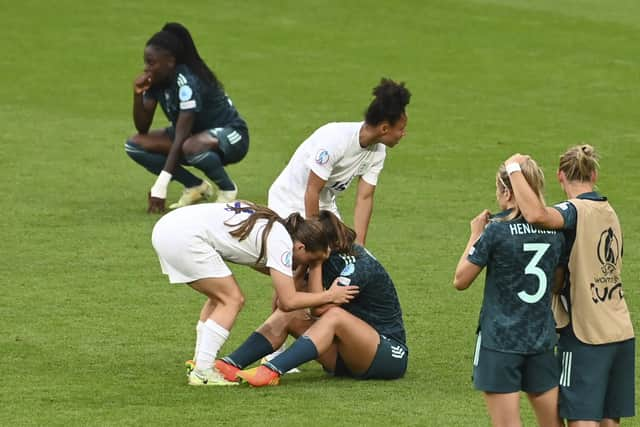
[454,158,565,427]
[505,146,635,427]
[126,22,249,213]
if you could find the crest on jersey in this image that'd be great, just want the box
[179,85,193,101]
[315,149,330,165]
[340,263,355,277]
[281,251,292,268]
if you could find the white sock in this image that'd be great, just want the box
[195,319,229,371]
[193,320,205,361]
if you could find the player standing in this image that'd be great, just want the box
[268,78,410,245]
[506,146,635,426]
[454,158,565,427]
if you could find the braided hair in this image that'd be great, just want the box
[146,22,222,89]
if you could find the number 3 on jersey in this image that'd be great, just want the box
[519,243,550,304]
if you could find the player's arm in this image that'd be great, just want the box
[453,210,489,290]
[270,269,358,312]
[304,170,326,218]
[306,262,341,317]
[132,72,156,134]
[552,266,566,294]
[148,111,195,212]
[505,154,565,229]
[271,265,308,312]
[354,178,376,246]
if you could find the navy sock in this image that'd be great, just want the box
[222,332,274,369]
[124,140,201,188]
[186,150,235,191]
[264,335,318,375]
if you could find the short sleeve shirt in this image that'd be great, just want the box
[467,211,565,354]
[268,122,386,217]
[145,64,246,134]
[161,202,294,277]
[321,245,406,344]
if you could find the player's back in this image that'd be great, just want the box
[322,245,406,344]
[476,216,565,354]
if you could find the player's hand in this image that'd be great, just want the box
[134,72,152,95]
[147,192,166,214]
[326,279,359,305]
[504,153,530,167]
[470,209,491,235]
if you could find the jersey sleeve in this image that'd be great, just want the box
[265,225,294,277]
[552,201,577,230]
[176,72,201,112]
[360,149,386,186]
[467,224,495,267]
[304,126,345,181]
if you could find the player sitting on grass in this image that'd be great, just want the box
[212,211,408,386]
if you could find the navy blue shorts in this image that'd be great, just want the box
[331,334,408,380]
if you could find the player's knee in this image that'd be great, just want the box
[228,291,245,311]
[124,138,145,158]
[320,306,346,324]
[126,134,154,152]
[182,138,206,157]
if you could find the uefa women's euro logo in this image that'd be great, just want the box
[315,149,330,165]
[281,251,292,268]
[597,227,619,275]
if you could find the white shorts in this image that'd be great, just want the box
[151,221,232,284]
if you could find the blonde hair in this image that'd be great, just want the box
[558,144,599,182]
[496,157,546,221]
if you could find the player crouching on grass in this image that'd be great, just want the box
[125,22,249,213]
[210,211,408,386]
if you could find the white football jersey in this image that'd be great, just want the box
[153,202,294,277]
[268,122,386,218]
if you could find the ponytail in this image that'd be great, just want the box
[559,144,599,182]
[318,210,356,255]
[146,22,222,88]
[226,201,283,264]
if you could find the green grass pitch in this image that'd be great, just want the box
[2,0,639,425]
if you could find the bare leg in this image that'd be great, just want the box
[256,309,315,349]
[182,130,221,156]
[130,130,172,154]
[600,419,620,427]
[484,392,522,427]
[189,276,244,330]
[527,386,563,427]
[303,306,379,374]
[568,421,599,427]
